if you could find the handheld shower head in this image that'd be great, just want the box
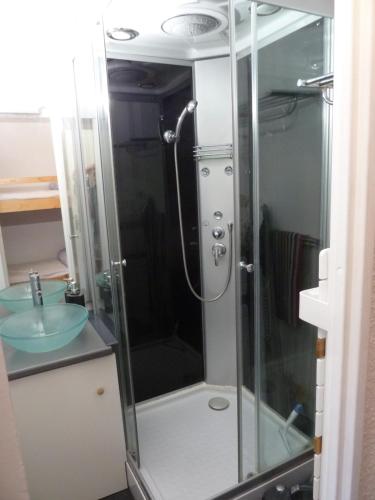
[163,99,198,143]
[186,99,198,113]
[175,99,198,140]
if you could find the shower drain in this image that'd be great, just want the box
[208,397,230,411]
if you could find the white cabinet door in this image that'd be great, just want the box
[10,354,127,500]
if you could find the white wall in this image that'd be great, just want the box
[2,214,65,266]
[0,116,56,178]
[194,57,237,386]
[0,116,66,280]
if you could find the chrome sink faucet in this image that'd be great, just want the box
[29,271,43,306]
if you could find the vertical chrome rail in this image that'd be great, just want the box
[250,0,262,475]
[228,0,244,482]
[320,18,334,248]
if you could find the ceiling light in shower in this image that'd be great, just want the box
[256,3,281,16]
[106,28,139,41]
[161,12,226,38]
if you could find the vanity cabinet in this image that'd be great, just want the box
[9,353,127,500]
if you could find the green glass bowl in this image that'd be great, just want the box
[0,304,88,353]
[0,280,66,313]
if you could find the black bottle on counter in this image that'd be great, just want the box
[65,280,85,306]
[64,278,74,303]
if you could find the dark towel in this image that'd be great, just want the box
[271,230,305,327]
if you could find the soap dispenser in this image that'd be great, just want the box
[65,279,85,306]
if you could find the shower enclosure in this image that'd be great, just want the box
[70,1,333,499]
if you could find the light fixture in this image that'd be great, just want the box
[106,28,139,41]
[256,3,281,16]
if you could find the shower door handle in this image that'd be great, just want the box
[110,258,127,280]
[112,259,127,268]
[240,260,254,273]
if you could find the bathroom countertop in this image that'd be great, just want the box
[3,314,118,381]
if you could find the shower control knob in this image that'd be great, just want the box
[212,226,225,239]
[240,260,254,273]
[163,130,176,144]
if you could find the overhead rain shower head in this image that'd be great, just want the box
[161,11,226,38]
[256,3,281,16]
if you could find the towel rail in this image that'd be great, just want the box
[297,73,334,105]
[193,144,233,161]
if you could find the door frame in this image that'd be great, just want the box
[320,0,375,498]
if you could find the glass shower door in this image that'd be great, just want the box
[233,1,333,480]
[91,21,141,467]
[72,22,140,467]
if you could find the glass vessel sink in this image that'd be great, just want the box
[0,280,66,313]
[0,304,88,353]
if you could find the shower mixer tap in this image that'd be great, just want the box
[212,243,226,266]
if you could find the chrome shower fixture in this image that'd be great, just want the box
[185,99,198,113]
[162,13,221,37]
[165,98,233,303]
[163,130,177,144]
[163,99,198,144]
[106,28,139,41]
[256,3,281,16]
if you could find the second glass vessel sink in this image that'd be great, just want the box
[0,304,88,353]
[0,280,66,312]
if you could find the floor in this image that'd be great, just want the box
[100,489,134,499]
[136,383,309,500]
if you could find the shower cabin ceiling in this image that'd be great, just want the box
[104,0,231,60]
[104,0,314,62]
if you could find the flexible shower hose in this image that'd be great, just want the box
[173,141,233,302]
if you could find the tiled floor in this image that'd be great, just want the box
[136,383,309,500]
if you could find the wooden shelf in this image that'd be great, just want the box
[8,258,68,284]
[0,176,60,214]
[0,196,60,214]
[0,176,58,186]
